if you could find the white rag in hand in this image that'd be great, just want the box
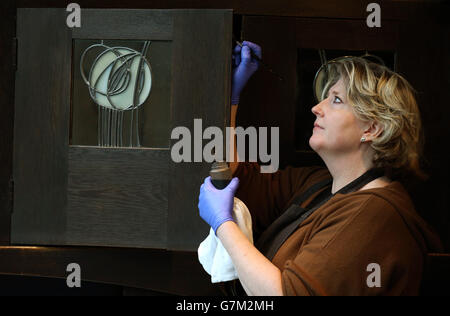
[197,197,253,283]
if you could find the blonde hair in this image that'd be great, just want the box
[320,57,426,180]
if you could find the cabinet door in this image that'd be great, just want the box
[12,9,232,250]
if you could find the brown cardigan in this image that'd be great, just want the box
[233,162,443,296]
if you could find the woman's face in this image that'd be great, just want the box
[309,78,368,156]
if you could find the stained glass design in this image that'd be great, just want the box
[71,40,172,148]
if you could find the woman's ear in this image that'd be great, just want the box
[362,120,383,141]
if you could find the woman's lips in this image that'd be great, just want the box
[314,123,323,129]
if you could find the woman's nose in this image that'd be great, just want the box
[311,101,324,117]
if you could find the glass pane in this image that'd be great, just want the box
[71,39,172,148]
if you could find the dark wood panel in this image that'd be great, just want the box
[12,9,71,245]
[0,0,15,245]
[0,246,223,295]
[167,10,232,250]
[73,9,173,40]
[396,18,450,251]
[15,0,445,21]
[240,16,299,169]
[294,18,400,51]
[67,146,169,248]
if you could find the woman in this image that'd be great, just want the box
[198,42,443,295]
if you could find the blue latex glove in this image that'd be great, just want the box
[231,41,262,105]
[198,176,240,234]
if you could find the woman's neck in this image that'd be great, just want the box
[321,152,374,194]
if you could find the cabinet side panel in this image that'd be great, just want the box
[12,9,71,245]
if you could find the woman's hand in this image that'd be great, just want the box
[231,41,262,105]
[199,175,283,295]
[198,176,240,234]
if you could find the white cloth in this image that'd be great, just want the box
[198,197,253,283]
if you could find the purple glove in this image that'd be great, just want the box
[231,41,262,105]
[198,176,240,234]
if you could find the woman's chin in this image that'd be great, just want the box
[309,135,321,152]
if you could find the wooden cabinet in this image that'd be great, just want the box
[1,1,449,295]
[12,9,232,250]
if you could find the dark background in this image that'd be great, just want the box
[0,0,449,295]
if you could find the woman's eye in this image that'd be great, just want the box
[333,96,342,104]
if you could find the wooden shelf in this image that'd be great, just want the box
[0,246,223,295]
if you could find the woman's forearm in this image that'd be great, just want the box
[216,221,283,296]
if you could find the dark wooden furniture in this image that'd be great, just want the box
[1,0,449,295]
[12,8,232,250]
[0,246,222,295]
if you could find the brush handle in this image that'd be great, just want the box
[210,162,232,190]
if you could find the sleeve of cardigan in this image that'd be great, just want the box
[232,162,330,241]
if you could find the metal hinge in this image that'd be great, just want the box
[12,37,18,72]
